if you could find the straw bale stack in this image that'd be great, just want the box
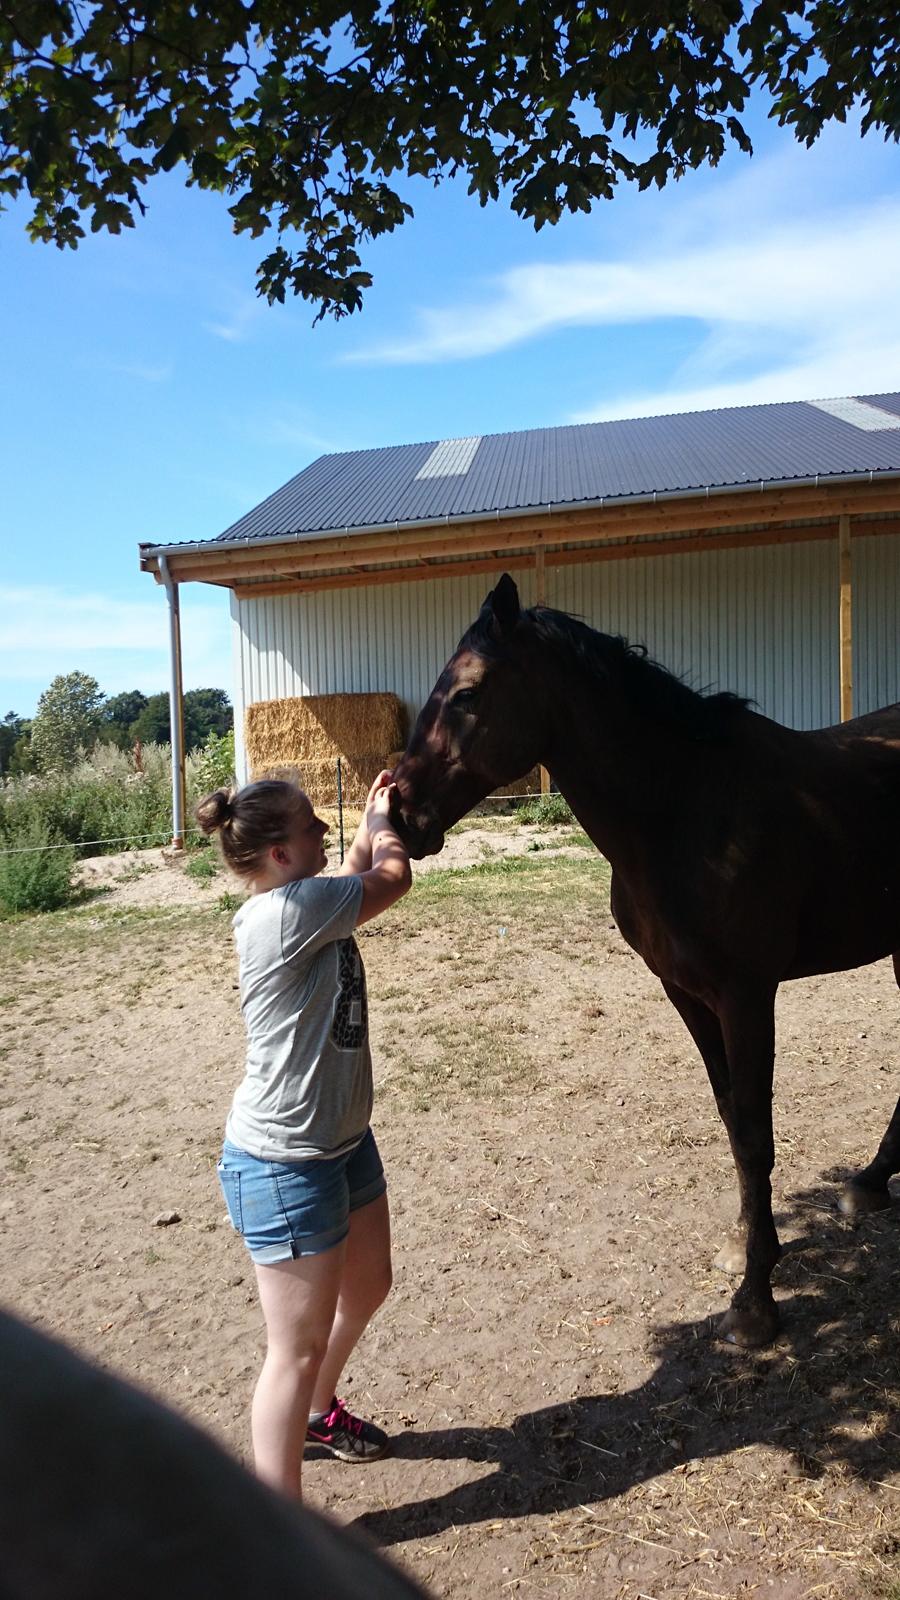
[490,767,542,797]
[245,694,408,807]
[246,693,542,806]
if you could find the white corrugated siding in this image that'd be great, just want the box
[230,534,900,781]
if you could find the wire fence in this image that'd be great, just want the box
[0,750,553,860]
[0,828,205,857]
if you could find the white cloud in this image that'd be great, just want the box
[571,336,900,422]
[114,360,173,384]
[0,586,233,704]
[204,291,266,343]
[347,199,900,370]
[1,588,166,656]
[342,139,900,418]
[242,405,339,456]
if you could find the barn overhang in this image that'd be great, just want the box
[140,472,900,599]
[140,470,900,844]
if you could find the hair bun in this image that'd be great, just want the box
[195,787,234,835]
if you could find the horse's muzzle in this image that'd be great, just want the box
[389,787,445,859]
[397,810,445,860]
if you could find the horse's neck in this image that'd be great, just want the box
[541,674,690,873]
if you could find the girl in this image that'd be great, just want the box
[196,769,412,1501]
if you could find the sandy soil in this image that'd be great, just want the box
[72,824,586,908]
[2,832,899,1599]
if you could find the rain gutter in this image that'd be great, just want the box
[139,468,900,566]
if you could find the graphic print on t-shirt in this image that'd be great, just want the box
[332,939,368,1051]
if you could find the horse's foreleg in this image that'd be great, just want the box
[715,990,781,1348]
[661,982,747,1272]
[840,951,900,1217]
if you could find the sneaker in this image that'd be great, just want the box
[306,1397,391,1463]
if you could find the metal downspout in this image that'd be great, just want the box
[159,555,187,850]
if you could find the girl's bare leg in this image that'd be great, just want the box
[251,1243,346,1499]
[310,1193,392,1415]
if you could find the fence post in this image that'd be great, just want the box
[336,757,345,863]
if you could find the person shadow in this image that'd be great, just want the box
[355,1172,900,1546]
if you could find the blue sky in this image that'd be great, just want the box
[2,97,899,717]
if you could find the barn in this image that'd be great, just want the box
[139,392,900,842]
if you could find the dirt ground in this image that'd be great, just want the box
[2,827,899,1600]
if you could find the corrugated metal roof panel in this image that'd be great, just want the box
[809,397,900,430]
[415,437,482,478]
[202,393,900,547]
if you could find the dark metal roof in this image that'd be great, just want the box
[157,393,900,554]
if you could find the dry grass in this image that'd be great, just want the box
[2,847,899,1600]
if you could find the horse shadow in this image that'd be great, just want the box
[356,1174,900,1546]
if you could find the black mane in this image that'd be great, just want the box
[468,603,751,739]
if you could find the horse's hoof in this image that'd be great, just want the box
[839,1181,891,1218]
[714,1232,747,1275]
[717,1302,779,1348]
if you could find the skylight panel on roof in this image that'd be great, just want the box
[809,397,900,431]
[415,436,482,478]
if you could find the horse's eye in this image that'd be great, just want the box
[452,687,479,712]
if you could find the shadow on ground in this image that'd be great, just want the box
[356,1173,900,1546]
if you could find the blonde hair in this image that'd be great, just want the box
[195,780,311,878]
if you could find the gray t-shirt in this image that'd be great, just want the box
[224,873,370,1161]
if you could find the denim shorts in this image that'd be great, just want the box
[217,1128,387,1265]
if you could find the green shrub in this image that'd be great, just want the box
[189,729,235,803]
[0,733,245,863]
[516,793,573,825]
[0,821,76,915]
[0,743,173,856]
[184,851,218,882]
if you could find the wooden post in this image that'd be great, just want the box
[534,544,545,605]
[839,514,853,722]
[535,547,551,796]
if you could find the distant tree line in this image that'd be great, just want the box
[0,674,232,776]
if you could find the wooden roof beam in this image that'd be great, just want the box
[163,487,900,586]
[230,516,900,600]
[151,482,900,585]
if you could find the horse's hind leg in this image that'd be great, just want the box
[840,952,900,1217]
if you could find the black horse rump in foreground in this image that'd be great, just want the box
[391,574,900,1348]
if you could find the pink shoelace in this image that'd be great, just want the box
[322,1397,363,1436]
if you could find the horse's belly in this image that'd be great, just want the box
[788,889,900,978]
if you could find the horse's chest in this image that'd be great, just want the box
[609,876,697,986]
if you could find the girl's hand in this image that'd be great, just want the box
[364,769,394,809]
[365,780,398,834]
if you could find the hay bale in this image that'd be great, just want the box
[251,753,396,808]
[489,767,542,798]
[245,694,407,775]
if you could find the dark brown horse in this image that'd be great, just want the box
[391,573,900,1348]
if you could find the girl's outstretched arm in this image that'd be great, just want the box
[335,770,393,877]
[356,784,412,925]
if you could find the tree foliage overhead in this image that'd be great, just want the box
[2,3,896,319]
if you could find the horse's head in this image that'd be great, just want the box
[391,574,546,857]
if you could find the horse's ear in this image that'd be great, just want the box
[485,573,521,636]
